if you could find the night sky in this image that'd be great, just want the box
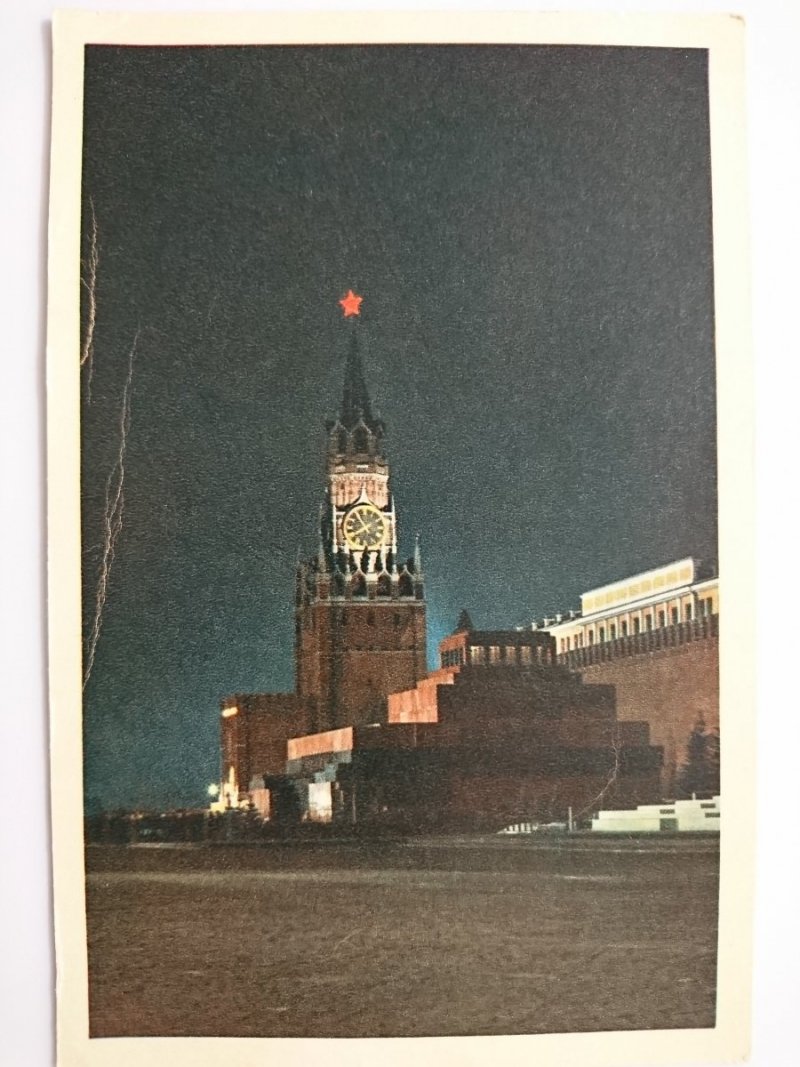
[80,45,716,812]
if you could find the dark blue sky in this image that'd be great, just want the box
[80,45,716,811]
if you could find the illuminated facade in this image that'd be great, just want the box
[215,303,701,822]
[280,619,662,830]
[219,316,426,807]
[540,558,718,654]
[539,559,720,795]
[294,324,428,732]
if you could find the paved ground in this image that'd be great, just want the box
[85,835,719,1037]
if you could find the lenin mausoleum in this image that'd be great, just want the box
[215,292,718,830]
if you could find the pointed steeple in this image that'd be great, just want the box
[340,327,375,430]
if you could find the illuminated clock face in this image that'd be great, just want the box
[342,504,387,550]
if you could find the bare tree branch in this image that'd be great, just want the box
[80,198,100,401]
[83,330,138,690]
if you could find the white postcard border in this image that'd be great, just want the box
[47,11,753,1067]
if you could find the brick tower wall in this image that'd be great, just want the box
[296,600,427,732]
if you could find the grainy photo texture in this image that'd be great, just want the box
[48,13,753,1067]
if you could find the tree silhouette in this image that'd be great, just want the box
[677,719,720,797]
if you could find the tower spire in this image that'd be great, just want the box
[340,326,374,429]
[293,289,428,732]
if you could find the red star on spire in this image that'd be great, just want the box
[339,289,363,317]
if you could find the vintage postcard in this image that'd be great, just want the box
[47,11,753,1067]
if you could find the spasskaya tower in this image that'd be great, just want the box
[294,292,427,733]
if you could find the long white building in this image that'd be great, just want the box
[536,557,718,656]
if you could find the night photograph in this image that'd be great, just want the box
[73,36,723,1045]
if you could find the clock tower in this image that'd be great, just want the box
[295,297,427,733]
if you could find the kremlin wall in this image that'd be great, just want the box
[547,558,719,796]
[215,299,719,830]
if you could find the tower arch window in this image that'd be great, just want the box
[353,427,369,453]
[351,574,367,598]
[376,573,391,597]
[398,573,413,597]
[333,574,345,597]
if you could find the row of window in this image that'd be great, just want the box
[336,611,406,628]
[558,597,715,653]
[330,427,378,453]
[298,611,409,633]
[462,644,546,666]
[330,574,416,598]
[441,648,465,668]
